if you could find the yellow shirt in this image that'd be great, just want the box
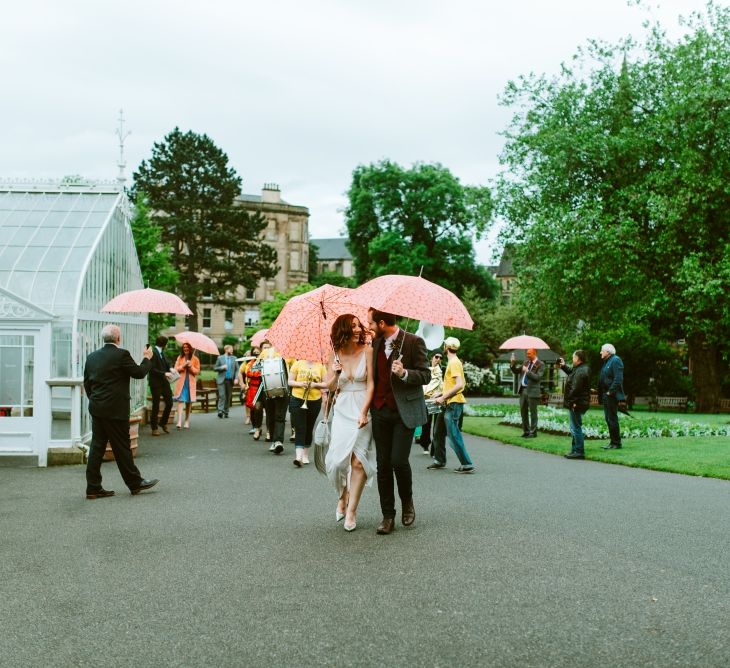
[443,357,466,404]
[289,360,327,401]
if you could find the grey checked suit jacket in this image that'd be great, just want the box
[371,330,431,429]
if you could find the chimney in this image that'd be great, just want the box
[262,183,281,203]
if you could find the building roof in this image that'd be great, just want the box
[0,180,128,316]
[494,247,514,277]
[310,237,352,260]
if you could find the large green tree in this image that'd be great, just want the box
[344,160,498,300]
[132,128,278,331]
[496,2,730,410]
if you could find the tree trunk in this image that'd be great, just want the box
[187,296,199,332]
[688,333,721,413]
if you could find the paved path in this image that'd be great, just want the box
[1,411,729,667]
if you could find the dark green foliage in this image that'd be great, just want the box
[344,160,498,300]
[496,3,730,409]
[132,128,278,331]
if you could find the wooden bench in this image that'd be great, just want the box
[649,396,688,412]
[547,393,563,407]
[196,379,218,413]
[716,398,730,413]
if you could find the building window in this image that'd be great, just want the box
[203,308,212,329]
[266,222,277,241]
[245,309,260,326]
[0,334,34,417]
[290,251,300,271]
[289,222,299,241]
[246,288,256,300]
[202,279,212,300]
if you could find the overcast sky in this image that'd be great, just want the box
[0,0,712,264]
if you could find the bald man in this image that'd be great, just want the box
[510,348,545,438]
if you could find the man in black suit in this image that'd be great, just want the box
[368,309,430,535]
[83,324,159,499]
[148,335,174,435]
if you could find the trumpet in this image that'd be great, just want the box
[301,371,312,410]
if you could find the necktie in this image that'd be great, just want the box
[522,361,532,387]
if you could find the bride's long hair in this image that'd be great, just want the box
[331,314,366,352]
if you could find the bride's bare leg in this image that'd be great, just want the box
[337,488,349,516]
[345,455,366,523]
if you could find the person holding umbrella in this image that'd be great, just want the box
[173,342,200,429]
[510,348,545,438]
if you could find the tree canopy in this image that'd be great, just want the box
[496,2,730,409]
[132,128,278,331]
[344,160,498,300]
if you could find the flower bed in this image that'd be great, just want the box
[464,404,730,439]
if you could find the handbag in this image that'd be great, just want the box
[313,391,337,475]
[167,368,180,383]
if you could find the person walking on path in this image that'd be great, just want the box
[214,344,239,418]
[83,324,159,499]
[324,315,376,532]
[288,358,328,467]
[510,348,545,437]
[173,342,200,429]
[557,350,591,459]
[258,341,289,454]
[367,309,430,535]
[419,352,444,455]
[433,337,474,473]
[598,343,625,450]
[148,335,174,436]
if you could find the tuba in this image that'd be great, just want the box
[415,320,445,351]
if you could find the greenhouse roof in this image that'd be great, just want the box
[0,181,124,317]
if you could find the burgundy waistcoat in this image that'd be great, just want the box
[373,344,397,410]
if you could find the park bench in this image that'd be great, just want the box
[716,398,730,413]
[547,393,563,407]
[196,379,218,413]
[649,396,688,412]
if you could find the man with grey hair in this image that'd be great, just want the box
[598,343,625,450]
[83,324,158,499]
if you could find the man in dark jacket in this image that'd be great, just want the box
[83,324,158,499]
[598,343,625,450]
[368,309,430,535]
[510,348,545,437]
[557,350,591,459]
[148,335,174,435]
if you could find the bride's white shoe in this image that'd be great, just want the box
[344,520,356,532]
[336,510,345,522]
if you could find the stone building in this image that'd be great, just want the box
[310,237,354,279]
[172,184,310,343]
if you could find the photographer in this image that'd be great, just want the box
[556,350,591,459]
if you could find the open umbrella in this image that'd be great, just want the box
[499,335,550,350]
[353,275,473,330]
[266,284,370,363]
[102,288,192,315]
[174,331,219,356]
[250,329,269,348]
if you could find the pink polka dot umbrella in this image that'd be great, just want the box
[266,284,371,363]
[353,275,473,330]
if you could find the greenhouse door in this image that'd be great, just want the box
[0,330,49,465]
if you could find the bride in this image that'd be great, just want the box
[324,314,376,532]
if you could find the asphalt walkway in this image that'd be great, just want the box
[1,410,728,667]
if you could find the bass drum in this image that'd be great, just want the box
[261,357,289,398]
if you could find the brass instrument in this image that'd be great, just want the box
[301,370,313,410]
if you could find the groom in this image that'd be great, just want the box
[368,309,430,535]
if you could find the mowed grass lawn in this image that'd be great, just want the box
[462,409,730,481]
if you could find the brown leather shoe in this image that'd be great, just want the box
[150,429,160,436]
[160,425,170,434]
[86,488,115,500]
[402,498,415,526]
[376,517,395,535]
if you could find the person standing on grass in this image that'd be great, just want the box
[557,350,591,459]
[598,343,625,450]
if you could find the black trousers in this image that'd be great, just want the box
[431,411,447,464]
[265,394,288,443]
[86,416,143,493]
[372,405,414,519]
[519,392,540,434]
[419,411,433,449]
[289,396,321,447]
[149,382,172,429]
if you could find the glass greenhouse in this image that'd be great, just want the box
[0,180,147,465]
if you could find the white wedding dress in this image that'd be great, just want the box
[325,351,376,495]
